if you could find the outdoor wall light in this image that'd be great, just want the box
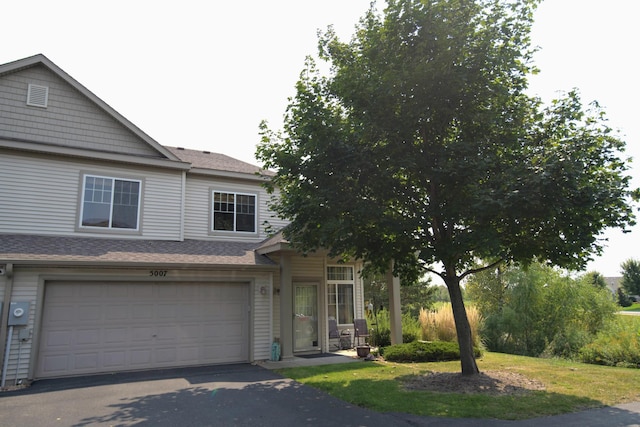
[260,286,267,295]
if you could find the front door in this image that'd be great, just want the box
[293,283,318,352]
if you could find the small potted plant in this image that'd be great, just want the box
[356,345,370,358]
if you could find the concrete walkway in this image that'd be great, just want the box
[257,348,361,369]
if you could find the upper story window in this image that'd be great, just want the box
[80,175,141,230]
[212,191,256,233]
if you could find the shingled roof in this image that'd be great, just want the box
[0,234,276,268]
[165,146,274,176]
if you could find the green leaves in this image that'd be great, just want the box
[256,0,637,281]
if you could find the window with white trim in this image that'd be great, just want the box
[80,175,141,230]
[212,191,257,233]
[327,265,355,325]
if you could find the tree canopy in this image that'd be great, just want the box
[466,262,617,358]
[621,259,640,296]
[257,0,638,374]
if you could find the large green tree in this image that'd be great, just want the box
[467,263,617,357]
[257,0,637,375]
[621,259,640,296]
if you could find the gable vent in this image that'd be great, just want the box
[27,84,49,108]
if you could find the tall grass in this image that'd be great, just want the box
[419,303,483,347]
[368,309,422,346]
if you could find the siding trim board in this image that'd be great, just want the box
[0,140,192,171]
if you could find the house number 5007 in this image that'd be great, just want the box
[149,270,168,277]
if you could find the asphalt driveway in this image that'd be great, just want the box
[1,363,639,426]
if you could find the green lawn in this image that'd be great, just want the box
[277,352,640,420]
[621,302,640,312]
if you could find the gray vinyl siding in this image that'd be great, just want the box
[0,151,182,240]
[2,270,38,383]
[0,65,160,157]
[291,256,325,280]
[261,189,288,235]
[183,175,287,241]
[0,275,7,315]
[252,273,274,361]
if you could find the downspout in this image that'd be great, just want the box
[0,263,14,382]
[179,170,186,241]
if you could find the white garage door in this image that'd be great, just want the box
[37,281,250,378]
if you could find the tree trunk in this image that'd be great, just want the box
[445,274,480,375]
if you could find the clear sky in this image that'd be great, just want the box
[2,1,637,276]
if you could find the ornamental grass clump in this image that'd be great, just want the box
[419,303,483,348]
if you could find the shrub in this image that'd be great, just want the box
[578,317,640,368]
[467,262,617,358]
[382,340,481,363]
[367,309,421,347]
[402,311,420,343]
[618,288,633,307]
[371,327,391,347]
[542,326,592,359]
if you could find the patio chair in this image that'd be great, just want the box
[353,318,370,347]
[328,318,341,350]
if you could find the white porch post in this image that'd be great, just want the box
[386,269,402,345]
[279,253,294,359]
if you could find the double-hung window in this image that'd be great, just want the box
[80,175,141,230]
[327,266,355,325]
[212,191,256,233]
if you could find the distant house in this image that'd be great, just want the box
[604,277,622,296]
[0,54,369,382]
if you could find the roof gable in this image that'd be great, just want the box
[0,54,179,161]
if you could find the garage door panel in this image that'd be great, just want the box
[107,284,129,297]
[78,306,101,321]
[130,349,151,365]
[104,327,130,344]
[179,346,199,361]
[131,326,154,341]
[48,283,75,298]
[177,325,201,340]
[47,306,75,322]
[38,281,250,378]
[41,354,69,374]
[105,305,129,320]
[157,304,177,319]
[156,325,179,340]
[133,304,154,320]
[75,353,99,370]
[132,284,153,297]
[76,329,100,345]
[104,350,127,367]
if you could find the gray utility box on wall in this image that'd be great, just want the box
[8,302,30,326]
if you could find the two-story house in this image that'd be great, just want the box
[0,54,367,383]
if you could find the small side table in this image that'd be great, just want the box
[339,331,352,349]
